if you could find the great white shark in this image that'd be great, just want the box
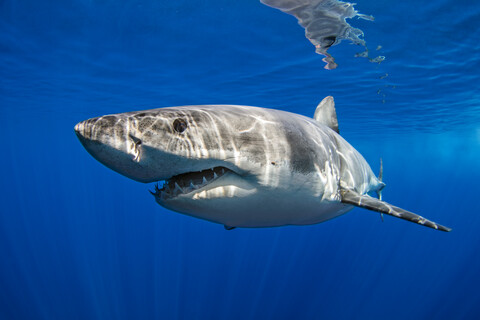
[74,97,451,232]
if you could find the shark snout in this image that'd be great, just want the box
[74,115,121,142]
[74,115,149,181]
[74,118,105,161]
[74,119,95,141]
[74,116,117,158]
[74,121,85,142]
[74,121,84,135]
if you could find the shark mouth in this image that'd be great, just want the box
[151,167,232,200]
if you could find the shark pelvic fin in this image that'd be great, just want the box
[340,189,451,232]
[314,96,339,133]
[224,225,236,230]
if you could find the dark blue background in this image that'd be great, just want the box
[1,0,479,319]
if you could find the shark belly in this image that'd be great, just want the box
[156,170,353,228]
[159,187,353,228]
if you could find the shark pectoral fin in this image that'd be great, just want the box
[340,189,451,232]
[224,225,236,230]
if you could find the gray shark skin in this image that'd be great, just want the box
[75,97,451,232]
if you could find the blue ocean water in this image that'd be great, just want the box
[1,0,480,319]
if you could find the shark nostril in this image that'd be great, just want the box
[129,134,143,162]
[129,134,142,146]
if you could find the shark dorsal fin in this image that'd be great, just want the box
[313,96,339,133]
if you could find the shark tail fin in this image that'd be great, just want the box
[340,188,451,232]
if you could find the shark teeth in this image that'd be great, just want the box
[151,166,232,200]
[174,182,183,195]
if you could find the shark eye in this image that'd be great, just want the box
[173,118,188,133]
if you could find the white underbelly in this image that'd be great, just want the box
[160,189,353,228]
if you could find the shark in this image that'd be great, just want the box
[74,97,451,232]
